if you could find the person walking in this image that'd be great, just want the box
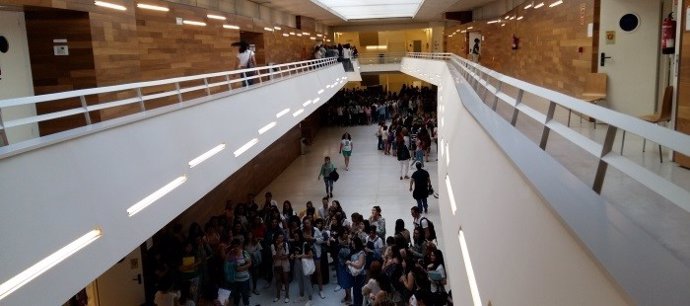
[340,132,353,171]
[318,156,336,198]
[397,128,411,180]
[409,162,431,214]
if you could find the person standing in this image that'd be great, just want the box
[471,38,481,62]
[228,239,252,306]
[318,156,336,198]
[340,132,353,171]
[409,162,431,214]
[397,128,411,180]
[234,41,256,87]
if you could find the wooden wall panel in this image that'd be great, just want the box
[445,0,597,96]
[25,9,99,136]
[675,0,690,167]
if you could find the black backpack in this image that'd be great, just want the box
[417,217,437,241]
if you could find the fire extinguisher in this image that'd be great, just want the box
[661,12,676,54]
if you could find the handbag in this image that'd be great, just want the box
[348,264,364,277]
[428,184,434,196]
[329,169,339,182]
[302,258,316,276]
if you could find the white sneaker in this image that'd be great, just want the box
[319,291,326,299]
[284,297,290,303]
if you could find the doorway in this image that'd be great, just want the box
[92,246,146,306]
[412,40,422,52]
[468,32,482,62]
[598,0,663,116]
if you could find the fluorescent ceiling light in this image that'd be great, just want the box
[289,32,295,35]
[549,0,563,7]
[317,89,324,94]
[282,33,290,37]
[94,1,126,10]
[487,19,500,24]
[293,109,304,117]
[366,45,387,51]
[258,122,277,135]
[467,26,473,30]
[458,229,483,306]
[302,32,310,35]
[504,15,510,19]
[517,16,524,20]
[501,23,506,27]
[207,14,226,20]
[0,229,102,301]
[274,26,282,30]
[264,27,274,32]
[188,144,225,168]
[297,33,303,37]
[223,24,240,30]
[312,97,321,104]
[317,33,323,37]
[310,37,316,40]
[445,145,450,167]
[445,175,458,215]
[234,138,259,157]
[183,20,206,26]
[534,2,545,8]
[509,16,516,20]
[276,108,290,118]
[310,0,425,21]
[127,176,187,216]
[303,100,313,107]
[524,3,533,9]
[137,3,169,11]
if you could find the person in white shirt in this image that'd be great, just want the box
[234,41,256,87]
[365,226,385,258]
[339,132,353,171]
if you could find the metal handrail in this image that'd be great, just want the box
[0,57,339,145]
[357,52,407,65]
[406,52,690,214]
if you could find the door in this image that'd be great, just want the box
[413,40,422,52]
[468,32,482,59]
[0,11,37,145]
[599,0,662,116]
[94,247,145,306]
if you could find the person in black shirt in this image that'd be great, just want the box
[409,162,431,214]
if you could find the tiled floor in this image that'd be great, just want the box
[250,123,439,306]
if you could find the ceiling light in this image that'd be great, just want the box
[317,33,323,37]
[534,2,545,8]
[504,15,510,19]
[297,33,303,37]
[445,144,449,167]
[461,30,467,33]
[264,27,274,32]
[501,23,506,27]
[302,32,310,35]
[234,138,259,157]
[317,89,324,94]
[549,0,563,7]
[289,32,295,35]
[136,3,169,11]
[258,122,277,135]
[517,16,524,20]
[445,175,457,215]
[94,1,126,10]
[303,100,313,107]
[293,109,304,117]
[310,36,316,40]
[487,20,500,24]
[467,26,473,30]
[282,33,290,37]
[326,39,331,42]
[509,16,516,20]
[276,108,291,118]
[309,0,425,20]
[188,144,225,168]
[127,176,187,216]
[524,2,533,9]
[223,24,240,30]
[0,228,102,301]
[183,20,206,26]
[313,97,321,104]
[458,229,483,306]
[207,14,226,20]
[274,26,282,30]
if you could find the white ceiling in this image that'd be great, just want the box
[258,0,497,26]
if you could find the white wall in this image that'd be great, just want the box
[401,58,630,305]
[0,11,38,144]
[0,65,345,305]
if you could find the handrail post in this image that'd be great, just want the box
[203,77,211,96]
[225,74,232,91]
[593,125,618,193]
[175,82,183,103]
[258,68,263,84]
[136,88,146,112]
[0,108,8,146]
[491,82,503,111]
[79,95,92,125]
[540,101,557,150]
[510,89,524,126]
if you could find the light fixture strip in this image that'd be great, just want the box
[94,1,127,10]
[188,143,226,168]
[534,2,545,8]
[317,89,324,94]
[127,176,187,217]
[264,27,274,32]
[549,0,563,7]
[258,122,277,135]
[524,2,534,9]
[234,138,259,157]
[276,108,290,118]
[293,109,304,117]
[303,100,313,107]
[136,3,169,11]
[183,20,207,26]
[223,24,240,30]
[0,229,102,301]
[459,230,483,306]
[312,97,321,104]
[445,145,450,167]
[274,26,282,30]
[282,33,290,37]
[207,14,226,20]
[445,175,458,215]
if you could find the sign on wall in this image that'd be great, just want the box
[606,31,616,44]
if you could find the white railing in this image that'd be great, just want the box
[0,57,339,150]
[356,52,406,65]
[407,52,690,215]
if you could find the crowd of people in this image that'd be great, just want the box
[146,84,444,306]
[147,193,450,306]
[313,43,358,71]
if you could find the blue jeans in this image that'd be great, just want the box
[324,178,333,194]
[232,279,250,306]
[416,197,428,212]
[352,273,366,306]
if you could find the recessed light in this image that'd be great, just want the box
[188,144,225,168]
[223,24,240,30]
[136,3,169,11]
[94,1,126,10]
[127,176,187,216]
[207,14,226,20]
[234,139,259,157]
[183,20,206,26]
[258,122,277,135]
